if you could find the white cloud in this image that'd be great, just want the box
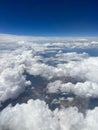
[0,99,98,130]
[54,107,85,130]
[0,66,30,102]
[0,47,33,102]
[47,80,62,93]
[0,34,98,101]
[55,52,89,62]
[47,80,98,98]
[0,99,59,130]
[0,34,98,130]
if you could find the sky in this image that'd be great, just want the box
[0,0,98,36]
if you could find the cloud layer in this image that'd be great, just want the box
[0,34,98,130]
[0,99,98,130]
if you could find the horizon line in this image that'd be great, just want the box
[0,33,98,38]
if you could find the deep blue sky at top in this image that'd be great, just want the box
[0,0,98,36]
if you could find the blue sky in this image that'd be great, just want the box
[0,0,98,36]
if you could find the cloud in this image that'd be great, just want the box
[0,66,30,102]
[0,34,98,130]
[0,47,33,103]
[47,80,98,97]
[57,57,98,82]
[0,33,98,48]
[0,99,98,130]
[0,34,98,102]
[47,80,62,93]
[0,99,59,130]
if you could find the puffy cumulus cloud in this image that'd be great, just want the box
[47,57,98,97]
[0,99,59,130]
[0,35,58,103]
[0,34,98,130]
[17,51,89,80]
[54,106,98,130]
[0,66,31,102]
[0,48,33,103]
[0,34,98,102]
[47,80,98,98]
[85,107,98,130]
[0,34,98,101]
[0,49,33,72]
[26,62,56,79]
[57,56,98,82]
[47,80,62,93]
[54,107,85,130]
[1,99,98,130]
[71,57,98,82]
